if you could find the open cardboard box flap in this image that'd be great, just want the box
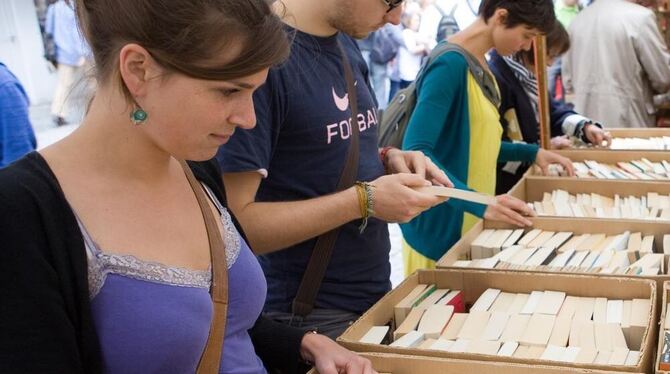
[307,352,644,374]
[656,282,670,374]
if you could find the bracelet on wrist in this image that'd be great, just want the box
[379,146,396,165]
[354,181,375,233]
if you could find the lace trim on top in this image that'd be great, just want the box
[81,182,241,299]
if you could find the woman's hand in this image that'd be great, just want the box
[534,148,575,177]
[300,333,376,374]
[550,135,572,150]
[483,194,535,227]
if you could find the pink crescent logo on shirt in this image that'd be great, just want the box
[332,81,358,112]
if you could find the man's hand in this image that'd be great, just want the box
[370,173,446,223]
[535,148,575,176]
[384,149,453,187]
[583,123,612,147]
[300,333,376,374]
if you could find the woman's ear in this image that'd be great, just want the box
[118,43,161,99]
[493,8,509,27]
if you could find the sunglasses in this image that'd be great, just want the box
[380,0,404,12]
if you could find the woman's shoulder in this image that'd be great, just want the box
[425,48,469,79]
[0,152,60,208]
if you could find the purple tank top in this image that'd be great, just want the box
[78,184,268,373]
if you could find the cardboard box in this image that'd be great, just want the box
[436,218,670,306]
[656,282,670,373]
[507,177,670,221]
[528,150,670,180]
[337,269,656,373]
[569,128,670,152]
[437,218,670,271]
[607,128,670,138]
[306,352,642,374]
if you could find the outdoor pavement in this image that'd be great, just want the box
[30,102,80,150]
[29,101,406,288]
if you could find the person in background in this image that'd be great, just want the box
[563,0,670,127]
[400,0,576,275]
[555,0,581,27]
[364,25,402,109]
[417,0,443,41]
[218,0,452,340]
[489,22,611,194]
[0,0,375,373]
[548,0,581,101]
[387,22,406,102]
[45,0,89,126]
[0,62,37,168]
[394,8,434,95]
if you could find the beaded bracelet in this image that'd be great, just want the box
[355,181,375,233]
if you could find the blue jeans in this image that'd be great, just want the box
[370,62,390,109]
[263,308,361,340]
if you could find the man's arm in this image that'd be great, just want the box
[223,171,360,254]
[635,11,670,93]
[223,171,440,255]
[0,82,35,167]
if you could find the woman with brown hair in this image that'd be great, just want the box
[489,21,612,193]
[0,0,374,373]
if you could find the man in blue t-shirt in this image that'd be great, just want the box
[217,0,452,338]
[0,63,36,168]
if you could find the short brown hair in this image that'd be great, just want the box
[73,0,290,100]
[479,0,556,34]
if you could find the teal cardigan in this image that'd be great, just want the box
[400,52,539,261]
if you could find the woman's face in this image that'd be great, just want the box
[139,67,269,161]
[493,24,539,57]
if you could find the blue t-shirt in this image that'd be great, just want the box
[216,30,391,314]
[0,63,36,168]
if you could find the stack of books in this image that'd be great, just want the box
[527,190,670,221]
[571,136,670,150]
[547,159,670,180]
[452,229,668,276]
[359,287,649,367]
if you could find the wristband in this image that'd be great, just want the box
[355,181,375,233]
[379,146,396,164]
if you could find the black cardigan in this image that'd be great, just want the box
[488,50,578,194]
[0,152,304,373]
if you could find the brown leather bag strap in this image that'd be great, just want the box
[180,160,229,374]
[291,39,361,318]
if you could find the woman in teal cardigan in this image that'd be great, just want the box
[401,0,575,275]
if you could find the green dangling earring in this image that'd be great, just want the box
[130,106,148,125]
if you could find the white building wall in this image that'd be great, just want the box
[0,0,57,105]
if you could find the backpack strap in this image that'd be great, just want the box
[416,42,500,109]
[450,4,458,16]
